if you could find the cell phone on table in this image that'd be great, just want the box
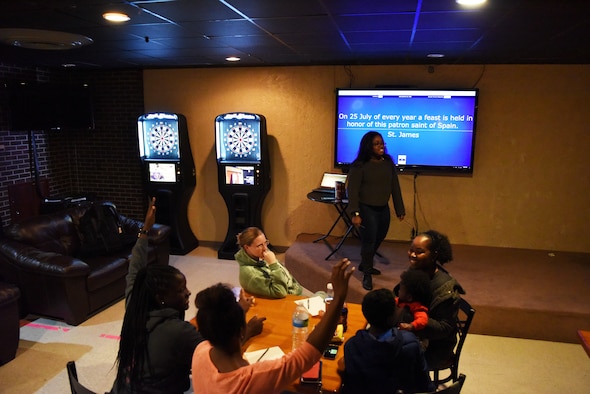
[323,344,339,359]
[300,361,322,384]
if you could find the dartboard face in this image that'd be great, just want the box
[224,122,259,160]
[148,121,179,158]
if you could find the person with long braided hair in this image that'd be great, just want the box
[112,197,202,393]
[112,197,264,393]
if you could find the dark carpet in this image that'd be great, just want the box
[284,233,590,344]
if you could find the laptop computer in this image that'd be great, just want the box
[312,172,347,193]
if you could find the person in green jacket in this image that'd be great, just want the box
[234,227,303,298]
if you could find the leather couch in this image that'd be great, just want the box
[0,281,20,365]
[0,202,171,325]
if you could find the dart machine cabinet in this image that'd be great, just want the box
[138,112,199,255]
[215,112,271,259]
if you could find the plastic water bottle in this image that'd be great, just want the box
[325,282,334,304]
[341,302,348,333]
[292,304,309,351]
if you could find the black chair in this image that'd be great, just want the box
[417,373,466,394]
[430,298,475,386]
[67,361,97,394]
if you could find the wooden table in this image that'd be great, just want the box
[578,330,590,358]
[244,295,366,393]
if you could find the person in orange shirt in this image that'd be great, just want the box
[191,258,354,394]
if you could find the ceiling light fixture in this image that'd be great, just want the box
[225,56,241,62]
[0,28,93,50]
[103,12,130,22]
[427,53,445,58]
[456,0,487,6]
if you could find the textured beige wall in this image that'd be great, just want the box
[144,64,590,253]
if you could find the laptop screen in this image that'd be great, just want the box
[320,173,347,188]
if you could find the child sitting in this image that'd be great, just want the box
[396,269,432,332]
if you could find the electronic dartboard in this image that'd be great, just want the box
[138,112,198,255]
[148,120,179,158]
[225,122,257,158]
[215,112,271,259]
[217,117,261,161]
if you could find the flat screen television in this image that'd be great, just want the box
[334,88,479,175]
[8,82,95,131]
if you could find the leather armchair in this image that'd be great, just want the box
[0,202,171,325]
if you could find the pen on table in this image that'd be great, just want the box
[256,348,270,362]
[307,299,310,309]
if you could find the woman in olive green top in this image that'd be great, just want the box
[234,227,303,298]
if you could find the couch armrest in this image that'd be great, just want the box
[0,239,90,277]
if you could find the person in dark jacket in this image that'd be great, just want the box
[394,229,465,369]
[347,131,405,291]
[112,197,263,393]
[112,197,203,393]
[339,288,434,394]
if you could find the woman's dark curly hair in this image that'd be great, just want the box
[351,131,393,165]
[423,229,453,265]
[196,283,246,354]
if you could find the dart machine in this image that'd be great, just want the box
[138,112,199,255]
[215,112,271,259]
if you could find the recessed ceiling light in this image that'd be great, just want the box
[103,12,130,22]
[456,0,486,6]
[427,53,445,58]
[225,56,241,62]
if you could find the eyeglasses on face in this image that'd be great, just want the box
[254,240,270,248]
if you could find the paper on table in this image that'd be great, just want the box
[294,295,326,316]
[244,346,285,364]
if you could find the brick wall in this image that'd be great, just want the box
[0,65,147,228]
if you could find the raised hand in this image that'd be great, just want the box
[330,258,355,302]
[143,197,156,231]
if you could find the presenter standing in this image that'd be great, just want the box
[347,131,405,290]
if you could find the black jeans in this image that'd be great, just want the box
[358,203,390,267]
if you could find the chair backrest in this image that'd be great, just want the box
[429,297,475,386]
[454,298,476,369]
[67,361,97,394]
